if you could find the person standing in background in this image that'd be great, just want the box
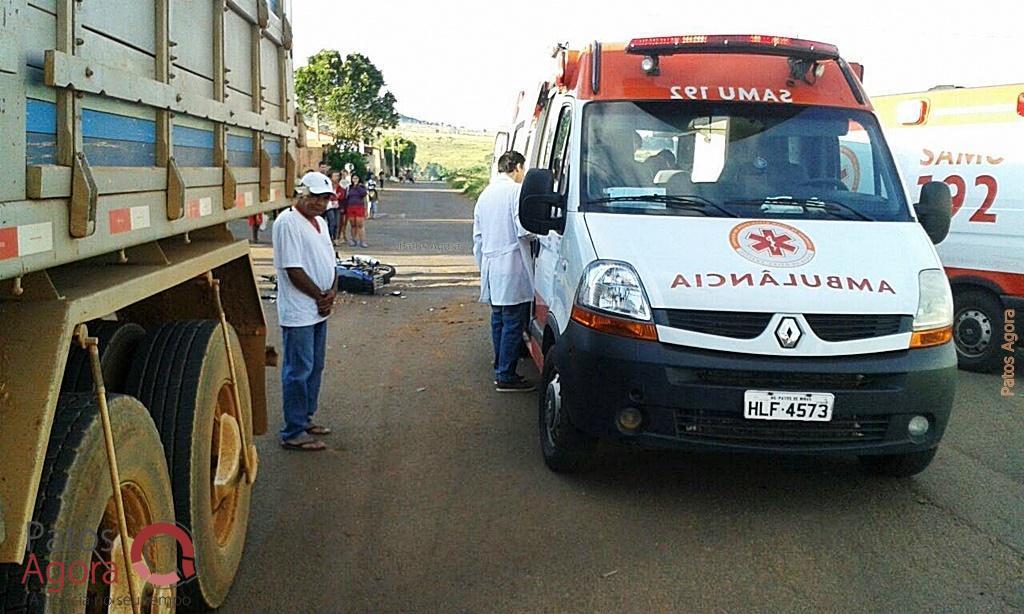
[325,171,344,245]
[366,175,379,219]
[247,213,264,243]
[338,170,352,245]
[345,174,369,248]
[472,151,536,392]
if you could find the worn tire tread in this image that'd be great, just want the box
[1,394,110,613]
[125,319,245,610]
[61,321,146,394]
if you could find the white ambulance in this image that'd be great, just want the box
[492,82,551,178]
[513,35,958,476]
[873,85,1024,371]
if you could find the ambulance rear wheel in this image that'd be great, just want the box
[126,321,253,610]
[539,348,596,473]
[0,394,177,614]
[952,289,1004,372]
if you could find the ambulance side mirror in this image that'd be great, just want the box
[915,181,952,244]
[519,169,566,235]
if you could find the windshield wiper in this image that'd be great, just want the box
[586,194,737,218]
[725,196,874,221]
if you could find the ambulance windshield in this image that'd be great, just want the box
[581,101,911,221]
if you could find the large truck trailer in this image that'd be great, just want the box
[0,0,298,610]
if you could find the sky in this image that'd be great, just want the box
[291,0,1020,131]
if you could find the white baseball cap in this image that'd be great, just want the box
[299,171,334,196]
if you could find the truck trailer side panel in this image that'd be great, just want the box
[0,0,295,582]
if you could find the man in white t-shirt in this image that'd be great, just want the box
[273,172,338,451]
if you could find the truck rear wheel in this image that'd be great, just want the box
[858,448,937,478]
[0,394,177,613]
[61,321,147,394]
[539,348,596,473]
[126,321,253,610]
[953,289,1004,372]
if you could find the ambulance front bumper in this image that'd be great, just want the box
[554,320,957,456]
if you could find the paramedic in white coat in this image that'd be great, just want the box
[473,151,536,392]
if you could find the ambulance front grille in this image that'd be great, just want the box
[805,314,911,342]
[694,369,873,390]
[674,409,891,445]
[656,310,772,339]
[656,310,911,342]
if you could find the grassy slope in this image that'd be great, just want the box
[400,124,493,199]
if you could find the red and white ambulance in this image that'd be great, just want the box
[512,35,959,476]
[873,85,1023,371]
[492,81,552,178]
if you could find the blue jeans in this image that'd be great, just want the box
[491,303,530,384]
[279,321,328,441]
[323,209,340,241]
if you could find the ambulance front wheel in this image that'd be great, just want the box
[952,289,1004,373]
[539,348,596,473]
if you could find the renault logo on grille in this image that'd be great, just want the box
[775,317,803,349]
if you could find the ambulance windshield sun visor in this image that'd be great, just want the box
[581,101,911,222]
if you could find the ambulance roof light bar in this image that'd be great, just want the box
[626,34,841,62]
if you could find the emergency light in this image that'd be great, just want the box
[626,34,841,62]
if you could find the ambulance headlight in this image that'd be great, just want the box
[576,261,652,321]
[913,269,953,331]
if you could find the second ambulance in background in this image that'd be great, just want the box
[873,84,1024,372]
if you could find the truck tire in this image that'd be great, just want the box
[858,448,937,478]
[539,348,596,473]
[952,289,1004,372]
[0,394,177,613]
[61,321,146,394]
[125,321,253,611]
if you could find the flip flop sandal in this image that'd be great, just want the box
[280,437,327,451]
[305,424,332,435]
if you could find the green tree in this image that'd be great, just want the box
[294,50,343,128]
[324,147,368,181]
[295,50,399,147]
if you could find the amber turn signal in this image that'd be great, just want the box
[571,305,658,341]
[910,326,953,348]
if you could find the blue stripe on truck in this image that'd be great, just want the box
[174,125,215,149]
[82,109,156,144]
[228,134,253,152]
[26,99,56,134]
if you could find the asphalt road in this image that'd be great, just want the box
[223,183,1023,613]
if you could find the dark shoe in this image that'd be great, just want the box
[496,378,536,393]
[493,374,523,385]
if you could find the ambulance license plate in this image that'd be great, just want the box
[743,391,834,422]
